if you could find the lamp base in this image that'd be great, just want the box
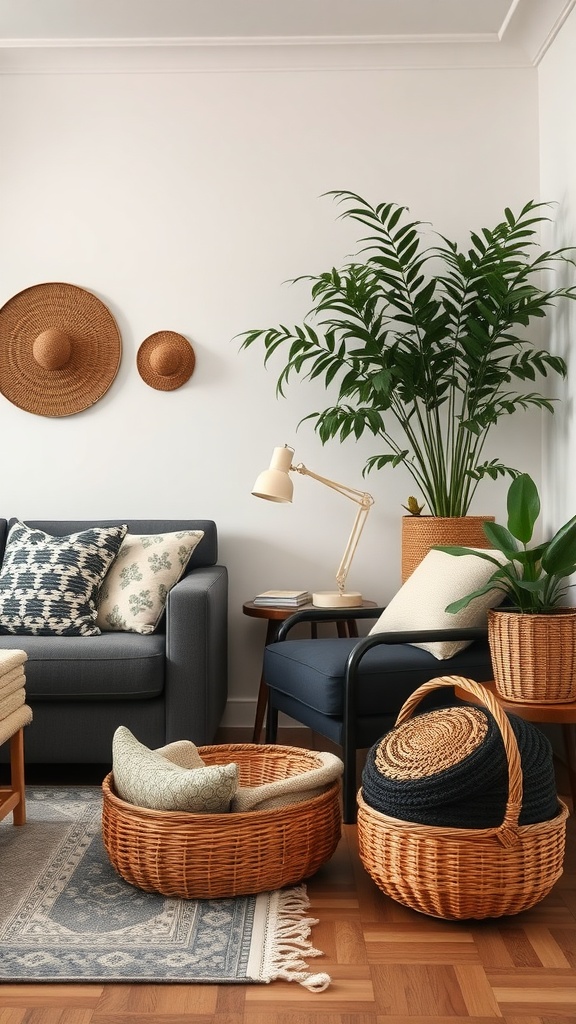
[312,590,363,609]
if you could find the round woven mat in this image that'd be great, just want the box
[373,706,488,780]
[0,282,122,417]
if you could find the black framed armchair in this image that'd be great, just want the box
[263,607,492,822]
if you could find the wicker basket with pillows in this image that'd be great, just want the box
[102,728,343,898]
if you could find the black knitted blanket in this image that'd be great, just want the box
[361,704,559,828]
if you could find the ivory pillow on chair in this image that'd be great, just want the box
[369,548,506,660]
[97,530,204,634]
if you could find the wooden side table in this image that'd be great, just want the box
[244,599,377,742]
[455,680,576,809]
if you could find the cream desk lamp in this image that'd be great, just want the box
[252,444,374,608]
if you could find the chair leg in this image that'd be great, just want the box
[342,755,358,824]
[265,700,279,743]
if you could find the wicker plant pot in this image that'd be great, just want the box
[401,515,494,582]
[102,743,342,899]
[357,675,568,920]
[488,607,576,704]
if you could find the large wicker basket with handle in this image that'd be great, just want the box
[102,743,341,899]
[357,676,568,919]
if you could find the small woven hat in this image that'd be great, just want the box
[137,331,195,391]
[0,282,122,417]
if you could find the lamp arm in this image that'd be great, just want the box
[293,462,374,595]
[334,502,372,594]
[293,463,373,507]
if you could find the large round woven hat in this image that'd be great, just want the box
[0,282,122,417]
[137,331,195,391]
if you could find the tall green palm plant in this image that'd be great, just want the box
[239,193,576,516]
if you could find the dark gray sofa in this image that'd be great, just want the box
[0,518,228,765]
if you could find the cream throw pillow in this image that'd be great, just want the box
[97,530,204,634]
[112,727,238,812]
[369,548,506,660]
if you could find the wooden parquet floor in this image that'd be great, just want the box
[1,739,575,1023]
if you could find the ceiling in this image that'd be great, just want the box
[0,0,574,69]
[0,0,522,41]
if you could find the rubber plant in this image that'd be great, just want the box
[239,193,576,516]
[440,473,576,613]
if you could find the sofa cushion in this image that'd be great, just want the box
[96,530,204,634]
[0,632,165,699]
[0,521,127,637]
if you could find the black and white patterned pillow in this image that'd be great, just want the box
[0,520,128,636]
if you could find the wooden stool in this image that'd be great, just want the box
[0,708,32,826]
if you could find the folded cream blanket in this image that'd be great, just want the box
[154,740,344,812]
[0,650,27,677]
[0,704,32,746]
[0,666,26,698]
[231,751,343,811]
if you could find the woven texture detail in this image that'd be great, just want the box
[401,516,494,581]
[489,608,576,703]
[0,282,122,417]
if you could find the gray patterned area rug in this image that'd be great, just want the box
[0,787,330,991]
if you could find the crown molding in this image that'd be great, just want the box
[0,36,532,75]
[500,0,576,64]
[0,1,574,74]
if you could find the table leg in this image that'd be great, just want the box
[252,620,281,743]
[562,723,576,810]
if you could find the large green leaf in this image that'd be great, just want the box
[541,514,576,575]
[506,473,540,543]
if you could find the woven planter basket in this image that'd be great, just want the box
[488,608,576,704]
[102,743,342,899]
[357,675,568,920]
[401,516,494,581]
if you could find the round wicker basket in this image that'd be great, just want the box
[401,515,494,582]
[488,608,576,704]
[357,676,568,920]
[102,743,342,899]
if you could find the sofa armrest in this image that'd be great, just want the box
[164,564,228,744]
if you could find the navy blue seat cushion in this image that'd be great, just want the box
[263,637,494,719]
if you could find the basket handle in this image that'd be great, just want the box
[394,675,523,845]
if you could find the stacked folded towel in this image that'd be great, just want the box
[0,649,32,746]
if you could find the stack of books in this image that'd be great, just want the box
[253,589,312,608]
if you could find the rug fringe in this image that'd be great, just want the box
[264,884,331,992]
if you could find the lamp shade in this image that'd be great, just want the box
[252,446,294,502]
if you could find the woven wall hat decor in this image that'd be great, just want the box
[0,282,122,417]
[137,331,195,391]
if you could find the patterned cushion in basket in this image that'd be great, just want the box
[112,727,239,812]
[361,704,559,829]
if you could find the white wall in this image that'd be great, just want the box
[539,8,576,542]
[0,52,542,726]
